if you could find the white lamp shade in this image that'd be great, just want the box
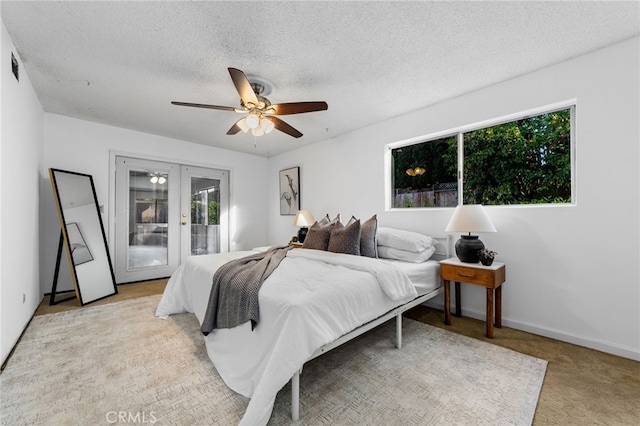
[245,113,260,129]
[292,210,315,227]
[445,204,497,233]
[261,117,275,134]
[237,117,249,133]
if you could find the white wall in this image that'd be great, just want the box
[41,114,269,292]
[1,22,44,366]
[267,37,640,361]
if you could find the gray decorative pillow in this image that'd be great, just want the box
[317,214,340,226]
[360,214,378,258]
[317,214,330,226]
[328,219,361,255]
[302,220,335,250]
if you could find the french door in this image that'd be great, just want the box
[114,156,229,283]
[180,164,229,261]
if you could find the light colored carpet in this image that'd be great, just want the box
[2,295,547,425]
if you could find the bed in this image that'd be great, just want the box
[156,235,449,425]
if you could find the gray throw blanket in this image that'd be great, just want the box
[201,246,292,335]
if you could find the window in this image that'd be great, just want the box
[391,136,458,208]
[191,188,219,225]
[389,105,574,208]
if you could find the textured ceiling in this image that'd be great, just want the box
[2,1,639,157]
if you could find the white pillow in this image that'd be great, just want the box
[377,246,436,263]
[376,227,435,252]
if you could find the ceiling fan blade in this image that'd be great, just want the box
[271,117,303,138]
[171,101,236,112]
[269,101,328,115]
[228,67,260,107]
[226,119,244,135]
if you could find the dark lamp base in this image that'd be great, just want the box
[297,227,309,244]
[455,235,485,263]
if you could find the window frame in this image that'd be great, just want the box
[385,100,577,210]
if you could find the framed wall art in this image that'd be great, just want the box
[279,166,300,215]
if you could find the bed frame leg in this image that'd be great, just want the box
[291,368,301,421]
[396,312,402,349]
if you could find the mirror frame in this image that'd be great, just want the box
[49,168,117,306]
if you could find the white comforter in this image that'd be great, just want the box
[155,248,418,425]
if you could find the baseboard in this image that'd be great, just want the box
[424,301,640,362]
[1,296,42,371]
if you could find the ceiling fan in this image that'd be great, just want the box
[172,67,328,138]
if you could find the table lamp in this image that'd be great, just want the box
[445,204,496,263]
[292,210,315,243]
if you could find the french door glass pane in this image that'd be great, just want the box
[190,176,220,255]
[128,170,169,269]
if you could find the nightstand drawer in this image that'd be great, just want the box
[441,263,504,287]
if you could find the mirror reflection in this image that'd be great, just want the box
[49,168,117,305]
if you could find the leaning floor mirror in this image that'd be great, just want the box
[49,168,117,306]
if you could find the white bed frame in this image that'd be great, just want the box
[289,235,451,420]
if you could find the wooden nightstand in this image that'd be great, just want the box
[440,257,506,338]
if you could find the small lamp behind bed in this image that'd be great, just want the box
[292,210,315,243]
[445,204,496,263]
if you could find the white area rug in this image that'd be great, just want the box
[1,295,546,425]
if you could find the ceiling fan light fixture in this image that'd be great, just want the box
[261,117,275,134]
[172,67,328,139]
[149,173,167,184]
[246,113,260,129]
[237,117,250,133]
[406,166,426,176]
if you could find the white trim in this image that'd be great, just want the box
[570,103,578,205]
[387,130,458,151]
[384,148,393,210]
[426,301,640,362]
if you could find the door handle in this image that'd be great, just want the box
[181,221,187,225]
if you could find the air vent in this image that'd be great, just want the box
[11,52,18,81]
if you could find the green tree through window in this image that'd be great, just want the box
[463,109,571,205]
[191,190,219,225]
[390,107,573,208]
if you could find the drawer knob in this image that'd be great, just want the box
[457,271,475,278]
